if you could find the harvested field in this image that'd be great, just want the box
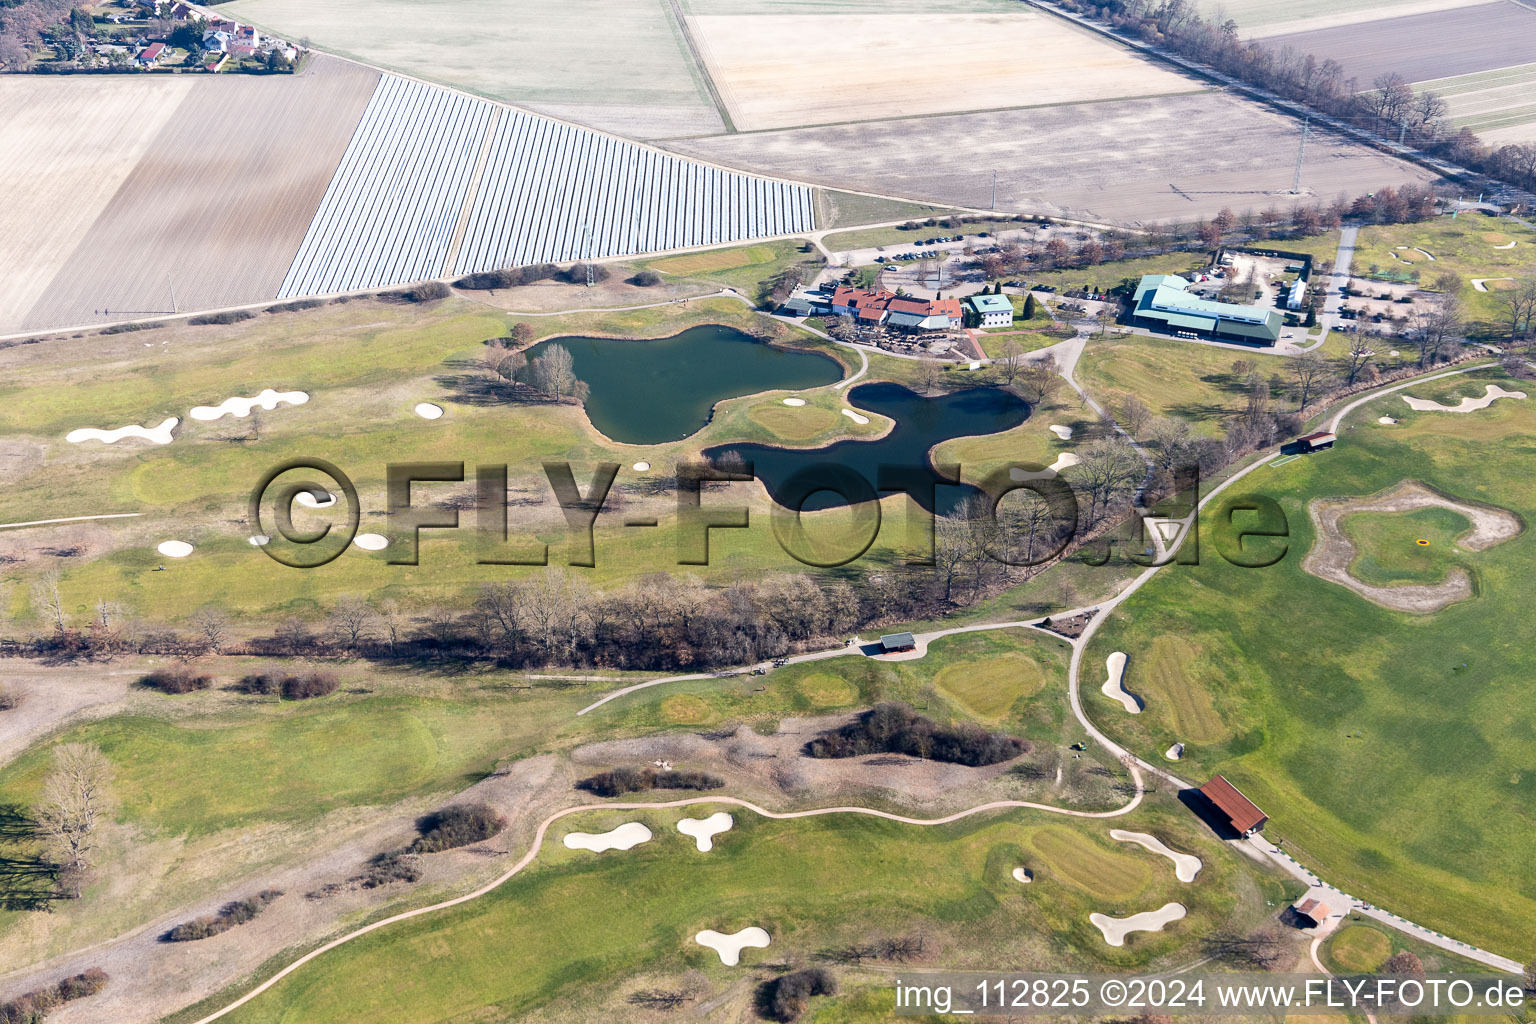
[221,0,721,139]
[1260,3,1536,85]
[21,56,378,333]
[1302,480,1521,613]
[667,92,1435,224]
[1193,0,1490,38]
[687,11,1200,132]
[1418,62,1536,144]
[0,76,195,333]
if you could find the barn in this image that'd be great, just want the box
[1199,775,1267,836]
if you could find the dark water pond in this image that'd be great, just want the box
[527,324,843,444]
[703,382,1031,514]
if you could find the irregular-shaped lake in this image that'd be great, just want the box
[526,325,842,445]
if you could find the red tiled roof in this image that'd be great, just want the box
[138,42,165,59]
[1296,897,1330,922]
[1201,775,1267,833]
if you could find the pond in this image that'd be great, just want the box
[703,382,1031,514]
[526,325,843,445]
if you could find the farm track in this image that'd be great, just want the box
[19,56,379,333]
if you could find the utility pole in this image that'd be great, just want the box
[581,223,594,288]
[1291,118,1309,195]
[991,171,997,211]
[167,273,177,313]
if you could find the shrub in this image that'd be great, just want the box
[0,684,18,711]
[403,280,451,303]
[454,264,561,290]
[562,262,611,285]
[360,851,421,888]
[0,968,108,1023]
[629,269,663,287]
[410,802,507,853]
[762,967,837,1022]
[187,309,256,325]
[577,767,725,798]
[164,890,282,942]
[140,668,213,694]
[280,672,338,700]
[237,672,278,695]
[264,298,324,313]
[100,321,165,335]
[804,703,1027,767]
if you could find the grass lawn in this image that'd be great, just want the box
[1353,214,1536,336]
[1073,332,1295,436]
[202,801,1246,1024]
[822,218,1025,253]
[815,189,953,229]
[1083,366,1536,957]
[1026,252,1207,295]
[1340,506,1470,587]
[976,330,1064,358]
[634,239,823,302]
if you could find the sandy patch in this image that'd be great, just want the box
[781,397,806,406]
[1049,424,1073,439]
[248,535,270,546]
[1472,277,1515,292]
[1412,247,1436,261]
[1110,830,1203,882]
[841,408,870,425]
[156,540,194,558]
[689,11,1197,132]
[677,812,733,852]
[695,926,770,965]
[353,533,389,551]
[66,417,179,445]
[1090,903,1186,946]
[1100,652,1141,714]
[296,490,337,508]
[1401,383,1526,412]
[1165,743,1184,761]
[414,402,443,419]
[190,389,308,421]
[1009,452,1081,482]
[1492,240,1518,250]
[1012,867,1033,884]
[563,821,653,853]
[1303,480,1522,613]
[632,461,651,472]
[1378,416,1398,424]
[1389,350,1401,357]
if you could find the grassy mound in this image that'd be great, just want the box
[1135,636,1229,743]
[660,694,713,725]
[934,652,1044,721]
[1341,506,1471,586]
[1328,924,1392,972]
[1024,825,1151,901]
[796,672,858,708]
[748,402,840,441]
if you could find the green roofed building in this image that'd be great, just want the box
[967,292,1015,327]
[1130,274,1283,345]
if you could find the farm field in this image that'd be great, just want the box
[282,74,815,298]
[220,0,722,140]
[1083,366,1536,957]
[0,75,195,333]
[686,11,1202,132]
[1259,2,1536,86]
[1417,61,1536,144]
[668,91,1436,224]
[1192,0,1491,37]
[18,56,380,334]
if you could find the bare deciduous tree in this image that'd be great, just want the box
[190,607,229,655]
[1016,355,1063,404]
[329,597,378,655]
[913,353,943,395]
[995,339,1024,387]
[36,743,113,876]
[1413,292,1464,368]
[1288,351,1333,409]
[1119,394,1152,436]
[34,570,65,633]
[1341,334,1375,386]
[1077,437,1141,524]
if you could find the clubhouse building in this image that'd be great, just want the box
[1130,274,1284,346]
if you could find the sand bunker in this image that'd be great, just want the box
[678,812,733,851]
[414,402,443,420]
[1303,480,1521,614]
[841,408,870,425]
[248,535,270,546]
[296,490,337,508]
[354,533,389,551]
[1493,240,1517,250]
[156,540,193,558]
[1472,278,1514,292]
[67,416,178,445]
[1110,830,1203,883]
[1389,350,1400,357]
[1378,416,1397,424]
[1009,453,1080,482]
[1401,383,1526,413]
[632,461,651,472]
[1090,903,1186,946]
[695,927,770,965]
[1100,652,1141,714]
[190,389,308,421]
[781,397,806,406]
[1164,743,1184,761]
[1012,867,1033,883]
[563,822,653,853]
[1412,247,1436,261]
[1049,424,1073,439]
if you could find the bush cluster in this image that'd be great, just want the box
[401,280,451,303]
[805,703,1027,767]
[454,263,560,290]
[264,298,325,314]
[410,802,507,853]
[0,684,18,711]
[164,890,282,942]
[187,310,256,325]
[100,321,164,335]
[140,668,213,694]
[360,852,421,889]
[0,968,108,1024]
[629,269,663,287]
[761,967,837,1022]
[577,767,725,798]
[237,672,338,700]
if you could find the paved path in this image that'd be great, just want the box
[0,512,143,531]
[188,790,1145,1024]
